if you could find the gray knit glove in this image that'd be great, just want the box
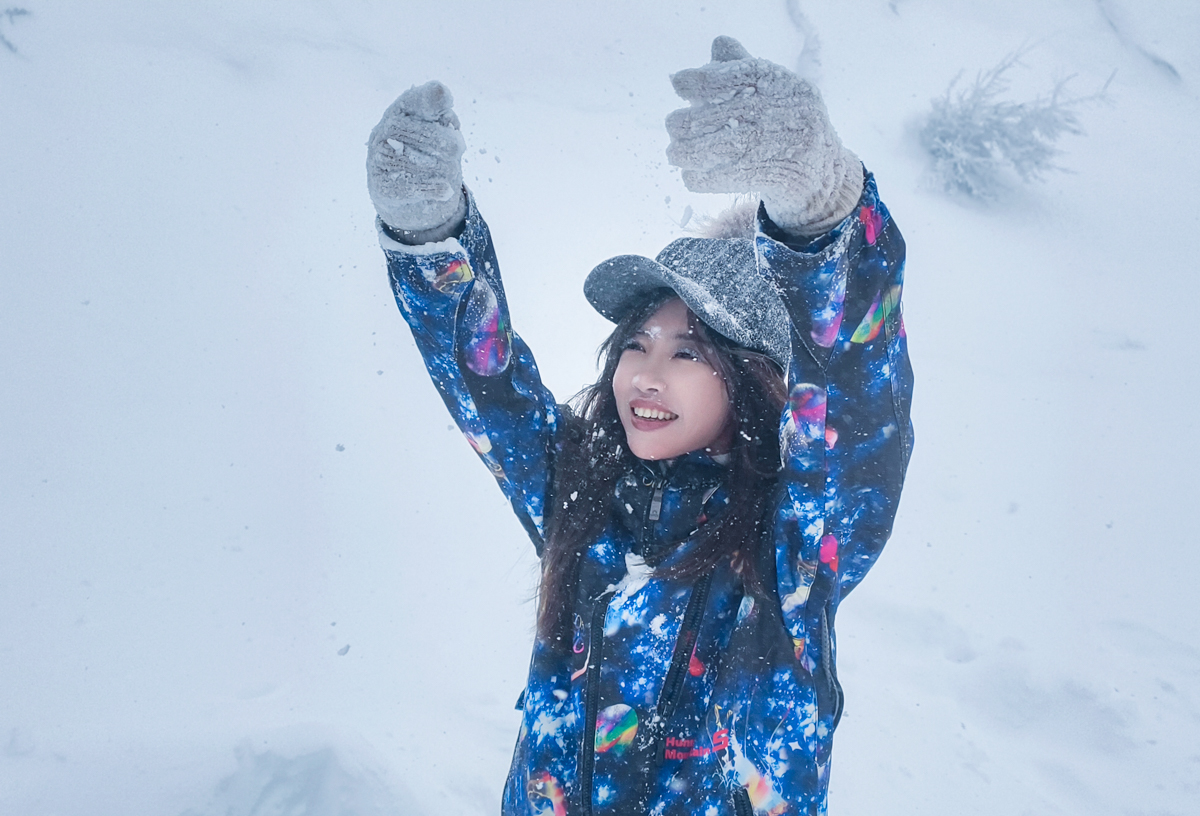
[665,36,863,237]
[366,81,467,243]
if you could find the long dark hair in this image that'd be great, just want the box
[537,288,787,643]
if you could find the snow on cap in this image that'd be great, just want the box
[584,236,790,368]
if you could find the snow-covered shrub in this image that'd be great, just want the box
[920,50,1105,199]
[1,7,30,54]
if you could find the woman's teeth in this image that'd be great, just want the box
[633,406,677,421]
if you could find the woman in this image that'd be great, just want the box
[367,36,913,816]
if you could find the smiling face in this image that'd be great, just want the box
[612,298,734,461]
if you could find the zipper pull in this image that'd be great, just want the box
[648,481,665,522]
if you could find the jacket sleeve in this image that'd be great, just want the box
[380,189,558,551]
[758,170,914,647]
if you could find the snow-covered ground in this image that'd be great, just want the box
[2,1,1197,814]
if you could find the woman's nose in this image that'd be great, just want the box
[631,364,665,393]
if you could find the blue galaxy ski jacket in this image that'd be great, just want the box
[380,172,913,816]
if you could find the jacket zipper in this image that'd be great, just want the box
[627,572,715,814]
[651,571,714,757]
[578,587,614,816]
[819,605,844,727]
[731,787,753,816]
[883,292,912,465]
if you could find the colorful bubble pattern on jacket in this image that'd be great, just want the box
[594,704,639,756]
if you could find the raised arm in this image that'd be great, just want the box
[367,83,558,549]
[760,177,912,605]
[665,35,913,643]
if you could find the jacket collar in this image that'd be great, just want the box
[613,452,730,565]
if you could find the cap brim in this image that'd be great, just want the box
[583,254,679,323]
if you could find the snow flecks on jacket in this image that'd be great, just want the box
[531,698,579,748]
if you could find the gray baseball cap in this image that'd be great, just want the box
[583,236,790,369]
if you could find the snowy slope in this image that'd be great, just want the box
[1,1,1197,814]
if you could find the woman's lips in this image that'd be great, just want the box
[629,403,678,431]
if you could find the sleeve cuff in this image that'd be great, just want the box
[377,190,469,246]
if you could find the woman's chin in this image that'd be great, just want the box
[627,438,677,461]
[626,434,697,462]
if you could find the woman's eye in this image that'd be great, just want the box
[621,340,645,353]
[674,348,702,361]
